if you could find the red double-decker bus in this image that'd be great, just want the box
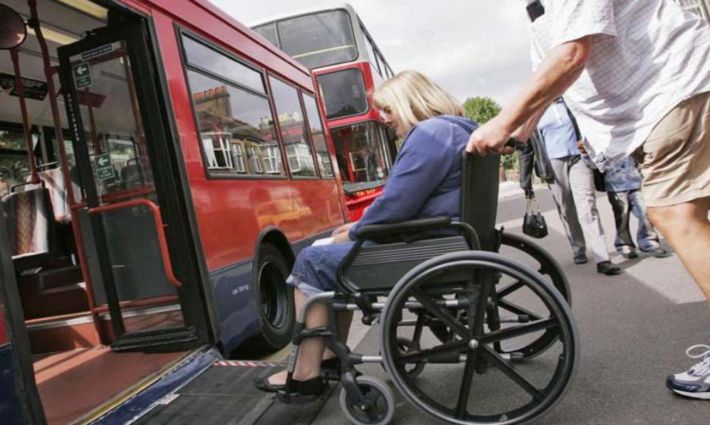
[0,0,345,423]
[253,4,399,221]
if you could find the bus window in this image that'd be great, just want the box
[269,76,317,177]
[0,127,30,196]
[253,22,279,48]
[302,94,335,178]
[317,69,368,119]
[332,121,391,192]
[277,10,357,69]
[187,70,284,176]
[182,36,265,94]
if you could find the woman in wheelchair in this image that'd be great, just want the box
[255,70,479,398]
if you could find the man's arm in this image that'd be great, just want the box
[467,37,591,154]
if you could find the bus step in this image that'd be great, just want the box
[111,326,198,352]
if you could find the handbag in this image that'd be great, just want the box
[523,195,548,238]
[593,168,606,192]
[530,130,555,184]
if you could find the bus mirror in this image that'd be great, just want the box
[0,4,27,50]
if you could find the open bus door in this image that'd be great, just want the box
[55,12,211,352]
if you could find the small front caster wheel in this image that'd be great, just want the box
[339,375,395,425]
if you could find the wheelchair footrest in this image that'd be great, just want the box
[275,385,331,405]
[293,326,334,344]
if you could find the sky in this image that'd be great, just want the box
[209,0,533,107]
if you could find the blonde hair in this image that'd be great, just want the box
[372,70,465,134]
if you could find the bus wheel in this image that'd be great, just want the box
[253,243,295,352]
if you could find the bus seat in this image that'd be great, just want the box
[38,168,72,224]
[2,186,55,271]
[121,162,144,188]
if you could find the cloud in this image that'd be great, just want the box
[211,0,533,105]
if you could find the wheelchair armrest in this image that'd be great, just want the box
[353,216,452,240]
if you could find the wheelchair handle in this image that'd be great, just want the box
[354,216,452,239]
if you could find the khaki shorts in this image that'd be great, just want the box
[636,92,710,208]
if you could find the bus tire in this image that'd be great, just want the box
[252,243,295,352]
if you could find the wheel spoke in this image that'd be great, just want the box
[496,280,524,299]
[396,340,468,363]
[481,345,545,401]
[455,350,478,418]
[498,299,543,321]
[411,288,470,339]
[479,318,559,344]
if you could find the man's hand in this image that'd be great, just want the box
[576,140,587,154]
[466,116,515,155]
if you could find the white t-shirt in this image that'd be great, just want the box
[529,0,710,170]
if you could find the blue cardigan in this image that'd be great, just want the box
[349,115,478,239]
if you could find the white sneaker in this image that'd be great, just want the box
[666,344,710,400]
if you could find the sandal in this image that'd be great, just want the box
[254,375,327,397]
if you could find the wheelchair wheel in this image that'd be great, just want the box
[397,337,426,377]
[339,375,395,425]
[489,232,571,359]
[499,232,570,303]
[381,251,578,425]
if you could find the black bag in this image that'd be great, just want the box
[593,168,606,192]
[530,130,555,184]
[523,196,548,238]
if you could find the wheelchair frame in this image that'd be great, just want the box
[278,153,579,425]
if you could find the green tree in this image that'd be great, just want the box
[463,96,501,125]
[462,96,518,178]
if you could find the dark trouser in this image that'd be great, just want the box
[606,189,661,252]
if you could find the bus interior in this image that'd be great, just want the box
[1,1,209,423]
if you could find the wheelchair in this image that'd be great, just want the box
[280,153,579,425]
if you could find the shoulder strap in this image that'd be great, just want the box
[563,102,582,141]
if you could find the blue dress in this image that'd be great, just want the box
[287,115,476,295]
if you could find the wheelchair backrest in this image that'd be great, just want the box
[460,153,500,252]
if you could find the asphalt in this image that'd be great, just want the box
[308,186,710,425]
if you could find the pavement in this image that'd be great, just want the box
[307,186,710,425]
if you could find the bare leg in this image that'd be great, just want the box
[268,289,328,384]
[647,196,710,301]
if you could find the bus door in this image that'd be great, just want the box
[55,16,210,352]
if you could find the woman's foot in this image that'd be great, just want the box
[254,370,288,393]
[254,370,327,396]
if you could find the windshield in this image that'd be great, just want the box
[276,10,357,69]
[317,69,368,119]
[331,122,394,194]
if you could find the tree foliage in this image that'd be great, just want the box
[462,96,517,172]
[463,96,501,125]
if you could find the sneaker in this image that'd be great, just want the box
[666,344,710,400]
[641,247,671,258]
[596,261,622,275]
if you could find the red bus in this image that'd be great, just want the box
[0,0,345,423]
[252,4,399,221]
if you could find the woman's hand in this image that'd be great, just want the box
[331,222,356,237]
[332,231,352,244]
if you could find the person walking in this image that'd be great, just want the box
[520,98,620,274]
[603,157,669,259]
[466,0,710,399]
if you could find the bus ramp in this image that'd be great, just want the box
[133,360,335,425]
